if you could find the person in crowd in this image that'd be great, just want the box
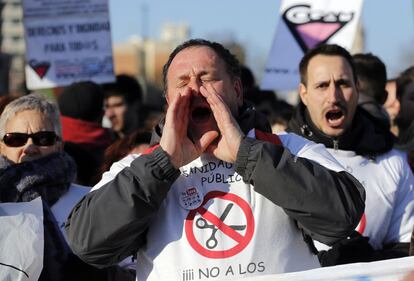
[65,39,365,280]
[385,79,400,135]
[95,129,151,182]
[288,44,414,266]
[240,65,293,133]
[0,93,136,280]
[353,53,390,129]
[254,90,294,133]
[58,81,113,186]
[394,66,414,171]
[0,94,92,280]
[103,74,143,139]
[0,95,17,114]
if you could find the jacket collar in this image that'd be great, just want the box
[287,102,394,158]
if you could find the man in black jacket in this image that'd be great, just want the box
[288,44,414,266]
[65,39,364,280]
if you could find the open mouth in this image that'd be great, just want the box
[191,106,212,124]
[325,108,345,126]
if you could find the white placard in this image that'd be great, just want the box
[0,198,44,281]
[23,0,115,90]
[261,0,363,91]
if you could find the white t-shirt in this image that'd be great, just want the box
[327,148,414,249]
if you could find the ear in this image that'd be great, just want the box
[234,78,243,107]
[165,93,171,105]
[395,98,401,112]
[299,83,308,106]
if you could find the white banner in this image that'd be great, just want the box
[261,0,363,91]
[0,198,44,281]
[23,0,115,90]
[243,256,414,281]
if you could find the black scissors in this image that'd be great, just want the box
[195,203,246,249]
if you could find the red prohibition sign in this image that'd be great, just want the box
[185,190,255,259]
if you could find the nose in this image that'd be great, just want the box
[105,107,115,119]
[326,83,341,104]
[22,137,40,155]
[187,77,202,93]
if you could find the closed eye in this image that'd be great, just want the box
[176,79,189,88]
[201,75,219,83]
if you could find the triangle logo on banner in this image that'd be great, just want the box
[28,60,51,79]
[283,4,354,53]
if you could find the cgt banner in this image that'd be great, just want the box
[23,0,115,90]
[261,0,363,91]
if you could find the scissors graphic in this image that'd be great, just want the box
[195,203,246,249]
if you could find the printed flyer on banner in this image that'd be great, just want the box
[261,0,363,91]
[23,0,115,90]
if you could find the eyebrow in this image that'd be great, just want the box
[313,76,351,85]
[335,78,351,84]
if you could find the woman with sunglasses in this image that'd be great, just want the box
[0,94,112,280]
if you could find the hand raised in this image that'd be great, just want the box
[200,84,244,163]
[160,88,219,168]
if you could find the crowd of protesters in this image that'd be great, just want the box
[0,39,413,281]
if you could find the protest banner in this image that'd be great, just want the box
[261,0,363,90]
[23,0,115,90]
[242,256,414,281]
[0,198,44,281]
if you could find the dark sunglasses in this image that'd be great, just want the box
[2,131,59,147]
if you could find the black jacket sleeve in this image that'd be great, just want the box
[235,137,365,245]
[65,147,180,268]
[318,231,409,266]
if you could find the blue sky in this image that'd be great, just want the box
[109,0,414,80]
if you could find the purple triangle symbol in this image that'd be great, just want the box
[296,22,342,50]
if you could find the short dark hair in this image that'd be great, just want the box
[299,44,357,86]
[353,53,387,104]
[102,74,143,105]
[58,81,104,123]
[162,39,241,94]
[396,66,414,100]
